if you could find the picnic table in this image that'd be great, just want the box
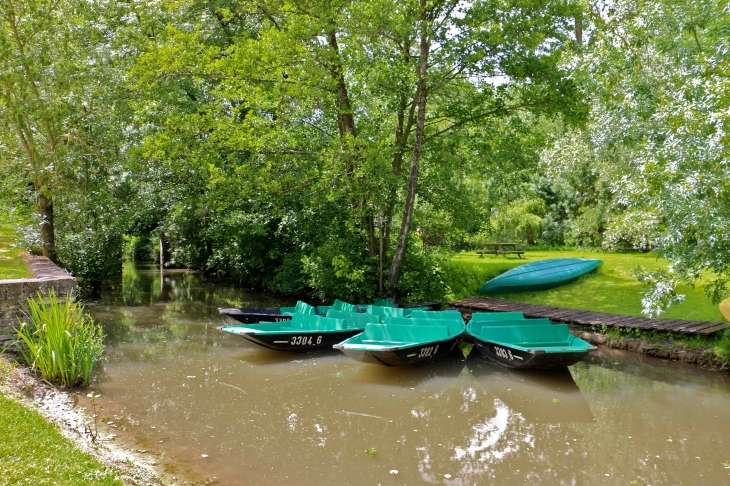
[476,242,525,258]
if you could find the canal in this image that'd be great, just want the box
[85,262,730,485]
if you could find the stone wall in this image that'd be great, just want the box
[0,254,76,351]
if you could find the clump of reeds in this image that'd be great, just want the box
[14,289,103,387]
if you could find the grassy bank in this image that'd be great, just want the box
[0,360,122,485]
[445,250,725,322]
[0,394,123,485]
[0,224,32,279]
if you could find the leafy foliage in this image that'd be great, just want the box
[571,0,730,311]
[15,290,104,387]
[6,0,725,315]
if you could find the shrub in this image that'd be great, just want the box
[491,198,546,245]
[602,210,659,251]
[393,244,451,303]
[15,290,104,387]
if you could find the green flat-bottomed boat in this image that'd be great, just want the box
[219,299,441,325]
[334,313,465,366]
[467,312,596,369]
[220,312,379,351]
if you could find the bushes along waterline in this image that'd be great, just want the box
[14,289,104,387]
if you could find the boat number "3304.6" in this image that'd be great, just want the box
[290,335,322,346]
[418,345,439,358]
[494,346,515,360]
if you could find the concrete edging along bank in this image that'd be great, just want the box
[571,328,729,371]
[0,253,76,351]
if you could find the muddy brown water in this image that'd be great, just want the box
[84,262,730,485]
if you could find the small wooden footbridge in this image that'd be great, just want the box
[449,297,730,336]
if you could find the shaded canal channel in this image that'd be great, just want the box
[85,262,730,485]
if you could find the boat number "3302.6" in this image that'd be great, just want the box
[290,335,322,346]
[494,346,515,360]
[418,345,439,358]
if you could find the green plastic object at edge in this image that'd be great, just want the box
[469,312,525,322]
[366,305,405,318]
[325,310,381,327]
[280,301,317,316]
[409,310,462,321]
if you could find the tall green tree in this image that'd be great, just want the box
[0,1,118,262]
[126,0,585,299]
[0,0,147,284]
[568,0,730,314]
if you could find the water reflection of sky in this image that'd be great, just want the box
[83,262,730,486]
[453,398,533,466]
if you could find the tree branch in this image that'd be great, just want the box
[427,100,543,139]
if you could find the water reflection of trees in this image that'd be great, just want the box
[87,261,302,364]
[98,261,295,308]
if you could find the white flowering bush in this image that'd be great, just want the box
[602,211,659,252]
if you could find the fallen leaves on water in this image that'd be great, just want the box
[365,448,377,458]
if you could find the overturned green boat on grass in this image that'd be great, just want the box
[478,258,603,294]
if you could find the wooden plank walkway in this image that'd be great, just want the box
[449,297,730,336]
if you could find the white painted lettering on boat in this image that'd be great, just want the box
[290,335,323,346]
[494,346,514,361]
[418,344,439,359]
[273,341,289,344]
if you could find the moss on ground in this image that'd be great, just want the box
[0,224,32,279]
[445,249,725,322]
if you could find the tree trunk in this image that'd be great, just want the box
[327,30,357,143]
[575,16,583,45]
[388,2,430,296]
[38,193,56,262]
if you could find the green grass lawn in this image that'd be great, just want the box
[0,392,122,485]
[0,224,32,279]
[445,250,725,322]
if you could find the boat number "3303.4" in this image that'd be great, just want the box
[290,335,322,346]
[494,346,515,360]
[418,345,439,358]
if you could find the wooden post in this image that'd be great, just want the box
[159,234,164,267]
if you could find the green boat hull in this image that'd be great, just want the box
[335,316,465,366]
[220,313,377,352]
[479,258,603,294]
[467,317,596,369]
[336,337,460,366]
[473,339,593,369]
[231,327,362,352]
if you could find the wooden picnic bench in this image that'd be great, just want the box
[476,242,525,258]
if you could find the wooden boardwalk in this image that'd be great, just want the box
[449,297,730,336]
